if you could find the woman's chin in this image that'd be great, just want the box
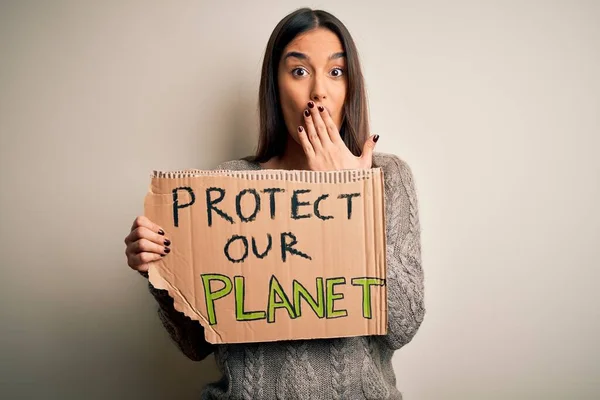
[286,130,301,146]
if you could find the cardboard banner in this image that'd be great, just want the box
[144,167,387,344]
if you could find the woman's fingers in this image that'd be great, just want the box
[131,237,170,256]
[303,108,324,154]
[307,102,333,146]
[126,216,169,247]
[126,225,170,248]
[129,215,165,236]
[125,216,171,272]
[129,252,163,272]
[360,134,379,168]
[126,238,170,271]
[297,126,315,158]
[316,105,342,144]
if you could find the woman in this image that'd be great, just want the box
[124,8,425,399]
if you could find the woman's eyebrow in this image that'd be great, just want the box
[283,51,347,61]
[284,51,308,61]
[329,51,346,60]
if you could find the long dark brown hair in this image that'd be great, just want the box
[247,8,370,163]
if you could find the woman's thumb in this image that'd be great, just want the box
[361,134,379,164]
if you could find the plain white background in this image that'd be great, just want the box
[1,1,598,399]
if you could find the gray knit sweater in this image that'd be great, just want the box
[144,152,425,399]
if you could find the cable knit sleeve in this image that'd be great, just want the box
[140,271,215,361]
[378,154,426,350]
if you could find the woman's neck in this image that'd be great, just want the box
[260,135,309,170]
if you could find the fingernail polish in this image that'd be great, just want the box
[158,229,165,235]
[304,110,310,117]
[161,253,166,257]
[373,134,380,143]
[298,126,304,132]
[308,101,314,108]
[164,239,171,246]
[318,106,324,112]
[164,247,170,254]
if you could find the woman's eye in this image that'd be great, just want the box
[330,67,344,77]
[292,68,308,77]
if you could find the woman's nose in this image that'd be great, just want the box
[310,78,327,102]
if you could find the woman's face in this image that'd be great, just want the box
[278,28,347,144]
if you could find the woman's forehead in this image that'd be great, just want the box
[283,28,344,61]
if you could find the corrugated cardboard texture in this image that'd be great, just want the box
[144,168,387,344]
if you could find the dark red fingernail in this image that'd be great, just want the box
[373,134,380,143]
[158,229,165,235]
[304,109,310,117]
[298,126,304,132]
[318,106,324,112]
[308,101,314,108]
[164,247,170,254]
[161,253,166,257]
[164,239,171,246]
